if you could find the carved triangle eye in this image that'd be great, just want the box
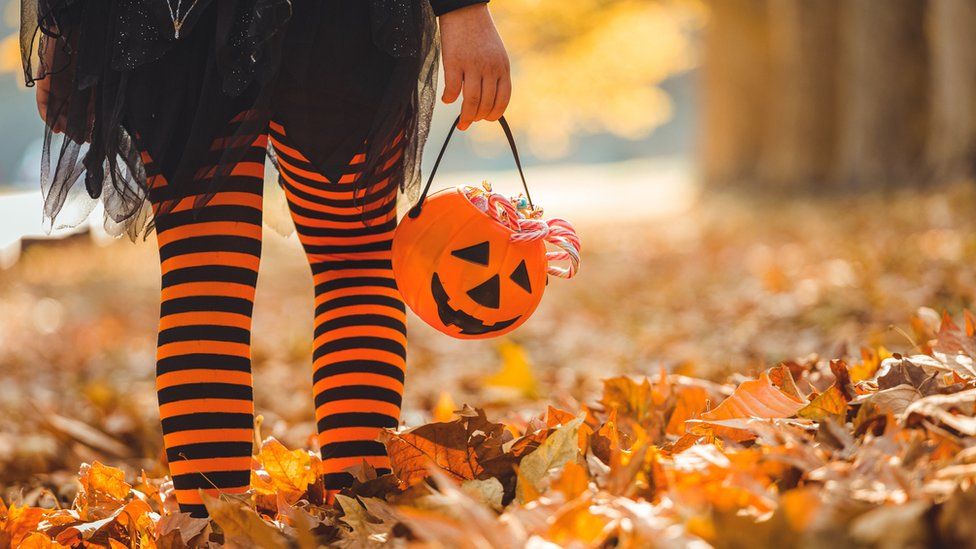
[451,241,490,266]
[467,275,500,308]
[509,260,532,293]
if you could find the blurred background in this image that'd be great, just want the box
[2,0,976,490]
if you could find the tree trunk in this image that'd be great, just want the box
[759,0,840,189]
[700,0,770,186]
[928,0,976,182]
[836,0,929,189]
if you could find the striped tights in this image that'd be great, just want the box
[148,118,405,517]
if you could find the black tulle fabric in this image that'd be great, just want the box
[20,0,439,238]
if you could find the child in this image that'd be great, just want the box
[21,0,511,517]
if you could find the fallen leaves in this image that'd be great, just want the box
[4,310,976,547]
[202,492,287,548]
[903,389,976,437]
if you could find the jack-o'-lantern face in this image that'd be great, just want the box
[392,188,548,339]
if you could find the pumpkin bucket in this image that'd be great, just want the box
[392,116,580,339]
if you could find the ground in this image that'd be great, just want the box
[1,178,975,547]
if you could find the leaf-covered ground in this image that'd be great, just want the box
[2,184,976,547]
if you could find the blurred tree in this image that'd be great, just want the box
[699,0,769,186]
[703,0,926,190]
[702,0,976,191]
[836,0,929,189]
[928,0,976,182]
[759,0,839,189]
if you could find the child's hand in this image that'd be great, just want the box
[439,4,511,131]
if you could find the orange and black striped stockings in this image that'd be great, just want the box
[148,120,405,517]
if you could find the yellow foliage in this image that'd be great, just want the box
[485,340,540,398]
[491,0,704,156]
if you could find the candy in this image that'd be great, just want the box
[461,182,580,279]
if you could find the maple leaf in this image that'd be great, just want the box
[666,445,777,515]
[55,499,151,546]
[75,461,132,517]
[201,492,288,547]
[851,346,891,383]
[396,469,525,548]
[690,367,807,441]
[253,437,317,502]
[852,384,921,425]
[546,405,577,427]
[380,408,509,486]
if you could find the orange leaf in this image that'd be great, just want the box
[781,488,822,532]
[701,368,805,421]
[76,461,131,515]
[18,532,67,549]
[546,495,612,546]
[546,405,577,428]
[2,505,46,547]
[601,376,662,427]
[255,438,317,501]
[432,391,458,423]
[380,408,508,486]
[797,385,848,421]
[665,385,709,436]
[552,461,590,499]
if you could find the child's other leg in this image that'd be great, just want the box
[268,121,406,493]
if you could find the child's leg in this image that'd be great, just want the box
[147,127,266,518]
[268,121,406,493]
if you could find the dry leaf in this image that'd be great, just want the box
[903,389,976,436]
[798,385,848,421]
[2,505,46,547]
[516,416,584,503]
[701,368,805,421]
[381,408,508,486]
[18,532,67,548]
[156,511,210,546]
[551,461,590,499]
[460,478,504,511]
[201,492,288,548]
[666,384,710,435]
[254,437,317,502]
[336,495,398,547]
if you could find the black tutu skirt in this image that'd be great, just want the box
[20,0,439,237]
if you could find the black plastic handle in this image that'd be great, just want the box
[407,115,533,218]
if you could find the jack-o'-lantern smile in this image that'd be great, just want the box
[392,187,554,339]
[430,273,522,335]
